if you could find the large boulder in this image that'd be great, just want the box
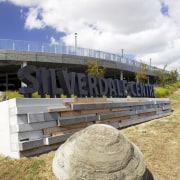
[52,124,152,180]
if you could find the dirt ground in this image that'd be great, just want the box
[0,90,180,180]
[122,89,180,180]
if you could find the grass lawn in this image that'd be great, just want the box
[0,90,180,180]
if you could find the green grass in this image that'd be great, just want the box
[0,156,46,180]
[5,90,24,99]
[155,87,170,97]
[27,159,45,180]
[5,91,48,99]
[4,91,68,99]
[170,95,180,101]
[155,81,180,97]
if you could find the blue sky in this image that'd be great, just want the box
[0,2,62,42]
[160,1,169,16]
[0,0,180,72]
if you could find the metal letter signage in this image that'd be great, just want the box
[17,65,155,98]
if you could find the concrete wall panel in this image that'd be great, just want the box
[0,97,172,158]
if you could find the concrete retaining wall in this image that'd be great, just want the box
[0,98,172,158]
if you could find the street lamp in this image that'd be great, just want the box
[121,49,124,59]
[75,33,77,55]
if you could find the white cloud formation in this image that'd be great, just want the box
[50,36,59,45]
[3,0,180,72]
[24,7,46,29]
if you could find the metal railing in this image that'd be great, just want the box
[0,39,153,70]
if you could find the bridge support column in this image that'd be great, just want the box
[5,74,8,91]
[120,70,123,80]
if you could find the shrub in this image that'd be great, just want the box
[5,91,23,99]
[155,81,180,97]
[155,87,170,98]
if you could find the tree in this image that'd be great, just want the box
[153,64,169,86]
[135,61,148,83]
[86,60,106,77]
[169,69,178,83]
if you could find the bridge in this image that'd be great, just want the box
[0,39,156,90]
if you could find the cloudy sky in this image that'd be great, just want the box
[0,0,180,72]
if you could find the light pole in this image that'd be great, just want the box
[121,49,124,59]
[75,33,77,55]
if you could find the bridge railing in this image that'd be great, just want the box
[0,39,154,70]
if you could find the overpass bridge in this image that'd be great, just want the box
[0,39,156,90]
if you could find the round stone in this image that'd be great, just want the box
[52,124,149,180]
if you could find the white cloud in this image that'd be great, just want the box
[137,39,180,71]
[24,7,45,29]
[50,36,59,45]
[3,0,180,72]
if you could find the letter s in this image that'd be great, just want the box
[17,65,38,97]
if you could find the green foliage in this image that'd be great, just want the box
[71,94,77,98]
[169,69,178,83]
[5,90,67,99]
[86,60,106,77]
[153,65,168,86]
[177,81,180,88]
[5,90,23,99]
[61,94,67,98]
[32,92,41,98]
[154,65,178,86]
[155,81,180,97]
[6,91,44,99]
[102,95,107,98]
[135,61,148,83]
[155,87,170,97]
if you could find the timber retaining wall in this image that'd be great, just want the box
[0,98,172,158]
